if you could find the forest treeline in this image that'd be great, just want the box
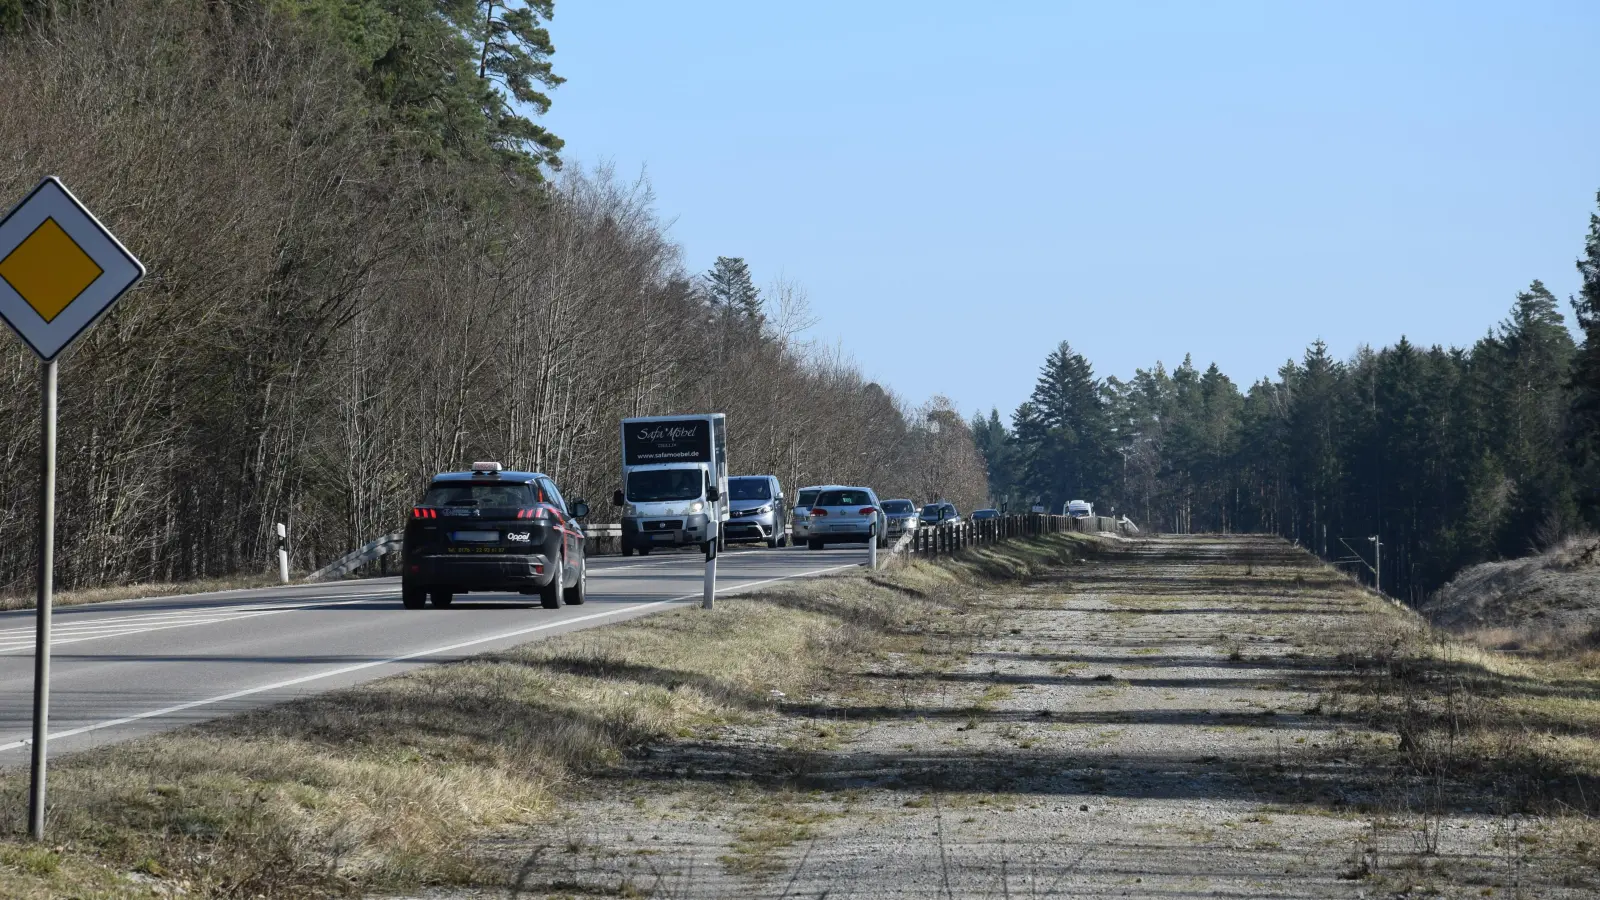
[976,197,1600,604]
[0,0,988,594]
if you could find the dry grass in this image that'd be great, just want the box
[0,573,287,612]
[1302,558,1600,889]
[0,535,1083,898]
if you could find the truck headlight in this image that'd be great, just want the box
[687,501,704,514]
[622,503,639,516]
[753,504,772,515]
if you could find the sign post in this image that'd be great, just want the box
[28,360,55,840]
[0,177,145,840]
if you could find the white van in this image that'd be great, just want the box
[1064,500,1094,518]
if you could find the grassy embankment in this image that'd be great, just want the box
[0,536,1087,898]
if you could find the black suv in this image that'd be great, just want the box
[402,462,589,610]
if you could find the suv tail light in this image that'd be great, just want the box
[516,508,547,519]
[811,508,828,517]
[411,508,438,519]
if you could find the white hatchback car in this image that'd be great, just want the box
[805,485,885,549]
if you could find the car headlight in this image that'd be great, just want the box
[753,504,772,515]
[687,501,704,514]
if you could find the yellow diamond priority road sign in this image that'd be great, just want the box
[0,177,144,361]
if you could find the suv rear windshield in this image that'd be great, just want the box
[423,482,537,507]
[627,469,703,502]
[817,489,873,507]
[795,489,820,509]
[881,500,914,514]
[728,478,772,501]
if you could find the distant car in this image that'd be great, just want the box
[790,485,825,544]
[725,475,788,548]
[402,462,588,610]
[806,485,885,549]
[971,508,1000,521]
[879,499,919,541]
[1064,499,1094,518]
[919,502,959,528]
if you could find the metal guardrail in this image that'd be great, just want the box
[905,513,1139,559]
[308,514,1127,582]
[305,532,402,582]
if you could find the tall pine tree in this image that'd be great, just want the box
[1012,341,1112,511]
[1570,194,1600,525]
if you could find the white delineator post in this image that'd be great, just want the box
[702,529,717,610]
[868,513,879,570]
[276,523,289,584]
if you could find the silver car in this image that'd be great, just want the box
[879,499,920,543]
[805,485,885,549]
[790,485,825,544]
[724,475,788,548]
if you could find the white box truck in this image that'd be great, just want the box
[611,414,729,556]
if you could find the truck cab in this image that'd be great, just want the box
[613,414,728,556]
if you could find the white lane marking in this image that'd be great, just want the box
[0,551,841,654]
[0,581,400,616]
[0,563,858,753]
[0,596,382,655]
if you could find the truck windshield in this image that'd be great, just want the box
[728,478,771,501]
[422,483,536,507]
[627,469,703,502]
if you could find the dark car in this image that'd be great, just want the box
[402,462,589,610]
[919,502,959,527]
[880,499,920,540]
[971,508,1000,521]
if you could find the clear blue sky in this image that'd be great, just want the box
[544,1,1599,420]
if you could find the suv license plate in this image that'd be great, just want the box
[452,530,499,543]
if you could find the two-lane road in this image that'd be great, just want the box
[0,544,870,765]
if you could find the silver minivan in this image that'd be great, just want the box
[724,475,787,548]
[805,485,885,549]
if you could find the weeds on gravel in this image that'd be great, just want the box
[1301,556,1600,892]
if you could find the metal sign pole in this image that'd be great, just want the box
[28,358,56,840]
[0,177,144,843]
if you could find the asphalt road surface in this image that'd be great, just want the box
[0,543,871,766]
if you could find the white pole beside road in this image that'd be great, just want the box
[702,527,717,610]
[277,523,289,584]
[28,359,56,841]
